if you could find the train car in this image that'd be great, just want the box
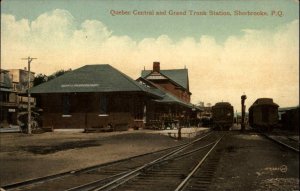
[212,102,234,130]
[248,98,279,131]
[280,107,299,132]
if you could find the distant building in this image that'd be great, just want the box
[8,68,35,93]
[0,69,18,127]
[8,68,36,110]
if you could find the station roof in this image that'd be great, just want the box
[141,69,189,90]
[30,64,161,97]
[137,77,197,110]
[154,90,195,109]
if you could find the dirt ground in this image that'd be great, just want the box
[1,128,299,190]
[210,131,299,191]
[0,128,209,186]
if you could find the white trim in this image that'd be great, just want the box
[98,114,109,117]
[62,114,72,117]
[54,129,84,133]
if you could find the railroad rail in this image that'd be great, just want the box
[174,137,222,191]
[83,131,224,191]
[1,137,198,191]
[260,131,299,153]
[1,131,220,191]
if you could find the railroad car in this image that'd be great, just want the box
[212,102,234,130]
[248,98,279,131]
[280,107,299,132]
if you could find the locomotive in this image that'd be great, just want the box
[212,102,234,130]
[248,98,279,131]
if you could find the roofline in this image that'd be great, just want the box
[7,68,35,74]
[153,99,195,109]
[106,65,163,99]
[137,77,163,89]
[29,64,162,98]
[143,70,191,93]
[138,77,193,109]
[31,90,160,96]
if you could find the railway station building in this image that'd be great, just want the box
[30,64,161,131]
[30,63,198,131]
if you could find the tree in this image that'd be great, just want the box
[33,74,47,86]
[47,69,71,81]
[33,69,72,86]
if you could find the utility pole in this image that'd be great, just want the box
[21,57,37,134]
[241,94,247,132]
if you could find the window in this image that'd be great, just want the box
[62,94,71,116]
[99,95,108,116]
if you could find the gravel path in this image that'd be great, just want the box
[210,131,299,191]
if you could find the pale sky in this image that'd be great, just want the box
[1,0,299,111]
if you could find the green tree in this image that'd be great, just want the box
[33,69,72,86]
[33,73,47,86]
[47,69,71,81]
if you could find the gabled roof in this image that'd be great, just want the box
[30,64,161,97]
[141,69,189,91]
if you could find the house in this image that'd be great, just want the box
[30,64,161,131]
[0,69,18,128]
[7,68,36,110]
[8,68,35,93]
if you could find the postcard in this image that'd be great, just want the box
[1,0,299,190]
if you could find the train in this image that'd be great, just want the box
[248,98,279,131]
[212,102,234,130]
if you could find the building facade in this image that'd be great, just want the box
[0,69,18,127]
[30,64,161,131]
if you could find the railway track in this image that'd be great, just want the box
[259,131,299,153]
[1,142,189,191]
[81,131,225,191]
[2,130,225,191]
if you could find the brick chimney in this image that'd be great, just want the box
[153,62,160,72]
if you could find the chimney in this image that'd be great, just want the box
[153,62,160,72]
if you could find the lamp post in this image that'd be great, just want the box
[22,57,37,134]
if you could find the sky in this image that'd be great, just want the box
[1,0,299,111]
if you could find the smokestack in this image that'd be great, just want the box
[153,62,160,72]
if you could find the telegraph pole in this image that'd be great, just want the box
[21,57,37,134]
